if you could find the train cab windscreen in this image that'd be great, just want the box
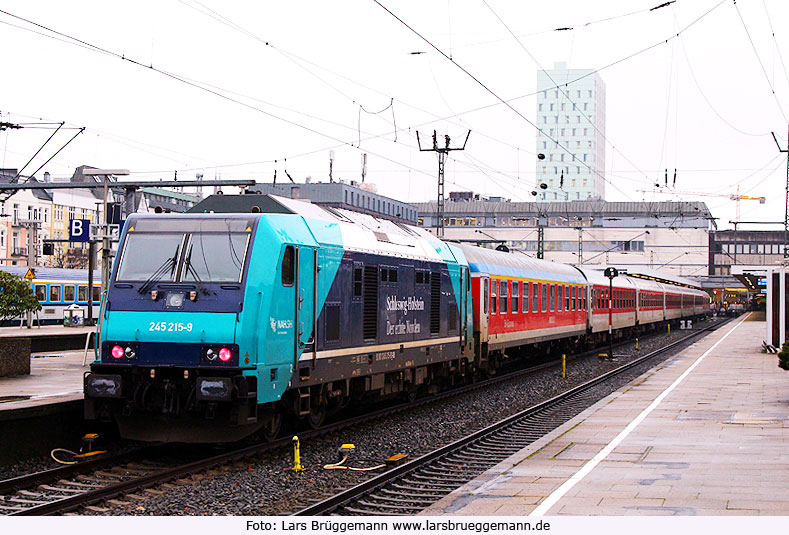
[114,218,253,285]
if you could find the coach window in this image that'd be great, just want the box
[282,246,295,286]
[571,286,575,310]
[500,280,508,313]
[64,285,75,302]
[491,280,498,314]
[49,285,61,302]
[483,278,489,314]
[78,285,88,302]
[541,283,547,312]
[34,284,46,301]
[523,282,529,312]
[92,286,101,303]
[564,285,570,310]
[557,285,563,312]
[532,283,538,313]
[512,281,519,313]
[550,284,556,312]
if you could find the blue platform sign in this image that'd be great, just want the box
[69,218,90,242]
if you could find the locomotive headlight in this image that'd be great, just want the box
[166,292,184,307]
[124,346,136,359]
[205,348,217,361]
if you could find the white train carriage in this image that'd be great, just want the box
[631,277,666,326]
[0,266,101,325]
[576,267,637,334]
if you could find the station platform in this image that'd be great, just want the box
[0,350,87,414]
[423,313,789,516]
[0,324,95,353]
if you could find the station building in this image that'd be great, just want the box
[412,194,714,277]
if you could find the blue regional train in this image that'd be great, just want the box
[84,195,709,442]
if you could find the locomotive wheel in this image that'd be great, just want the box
[306,403,326,430]
[262,411,283,442]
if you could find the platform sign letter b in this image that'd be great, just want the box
[69,218,90,242]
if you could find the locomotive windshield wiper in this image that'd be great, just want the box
[138,248,179,294]
[183,249,212,295]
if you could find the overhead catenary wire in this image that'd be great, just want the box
[732,0,787,123]
[0,8,441,184]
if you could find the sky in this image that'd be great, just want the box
[1,0,788,230]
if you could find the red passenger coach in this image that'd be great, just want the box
[576,267,637,334]
[458,245,588,358]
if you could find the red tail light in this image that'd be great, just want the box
[111,345,124,359]
[218,347,232,362]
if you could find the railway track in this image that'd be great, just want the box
[0,318,723,516]
[294,318,729,516]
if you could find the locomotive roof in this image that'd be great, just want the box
[457,243,586,284]
[272,196,462,264]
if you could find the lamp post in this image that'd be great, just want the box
[604,266,619,359]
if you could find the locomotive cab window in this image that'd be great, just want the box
[281,246,295,286]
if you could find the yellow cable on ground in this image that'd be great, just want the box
[51,448,78,465]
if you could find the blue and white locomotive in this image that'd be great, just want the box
[85,196,473,442]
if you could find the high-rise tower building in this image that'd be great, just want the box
[535,62,606,201]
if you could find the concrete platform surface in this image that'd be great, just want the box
[0,324,94,338]
[423,314,789,516]
[0,350,88,412]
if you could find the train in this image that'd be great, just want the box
[83,195,710,442]
[0,266,101,326]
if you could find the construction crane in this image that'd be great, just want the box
[636,185,765,222]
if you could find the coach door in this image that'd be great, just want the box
[294,246,317,366]
[479,276,489,341]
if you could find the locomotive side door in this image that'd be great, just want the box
[294,246,317,365]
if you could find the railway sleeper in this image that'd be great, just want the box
[402,474,466,486]
[37,485,85,494]
[5,497,49,505]
[355,499,422,512]
[436,459,493,469]
[393,482,457,492]
[387,483,452,496]
[367,494,438,506]
[17,490,45,498]
[0,504,26,512]
[377,488,447,500]
[341,506,408,516]
[57,479,102,488]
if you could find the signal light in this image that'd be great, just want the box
[151,290,158,301]
[189,291,198,301]
[218,347,232,362]
[111,345,124,359]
